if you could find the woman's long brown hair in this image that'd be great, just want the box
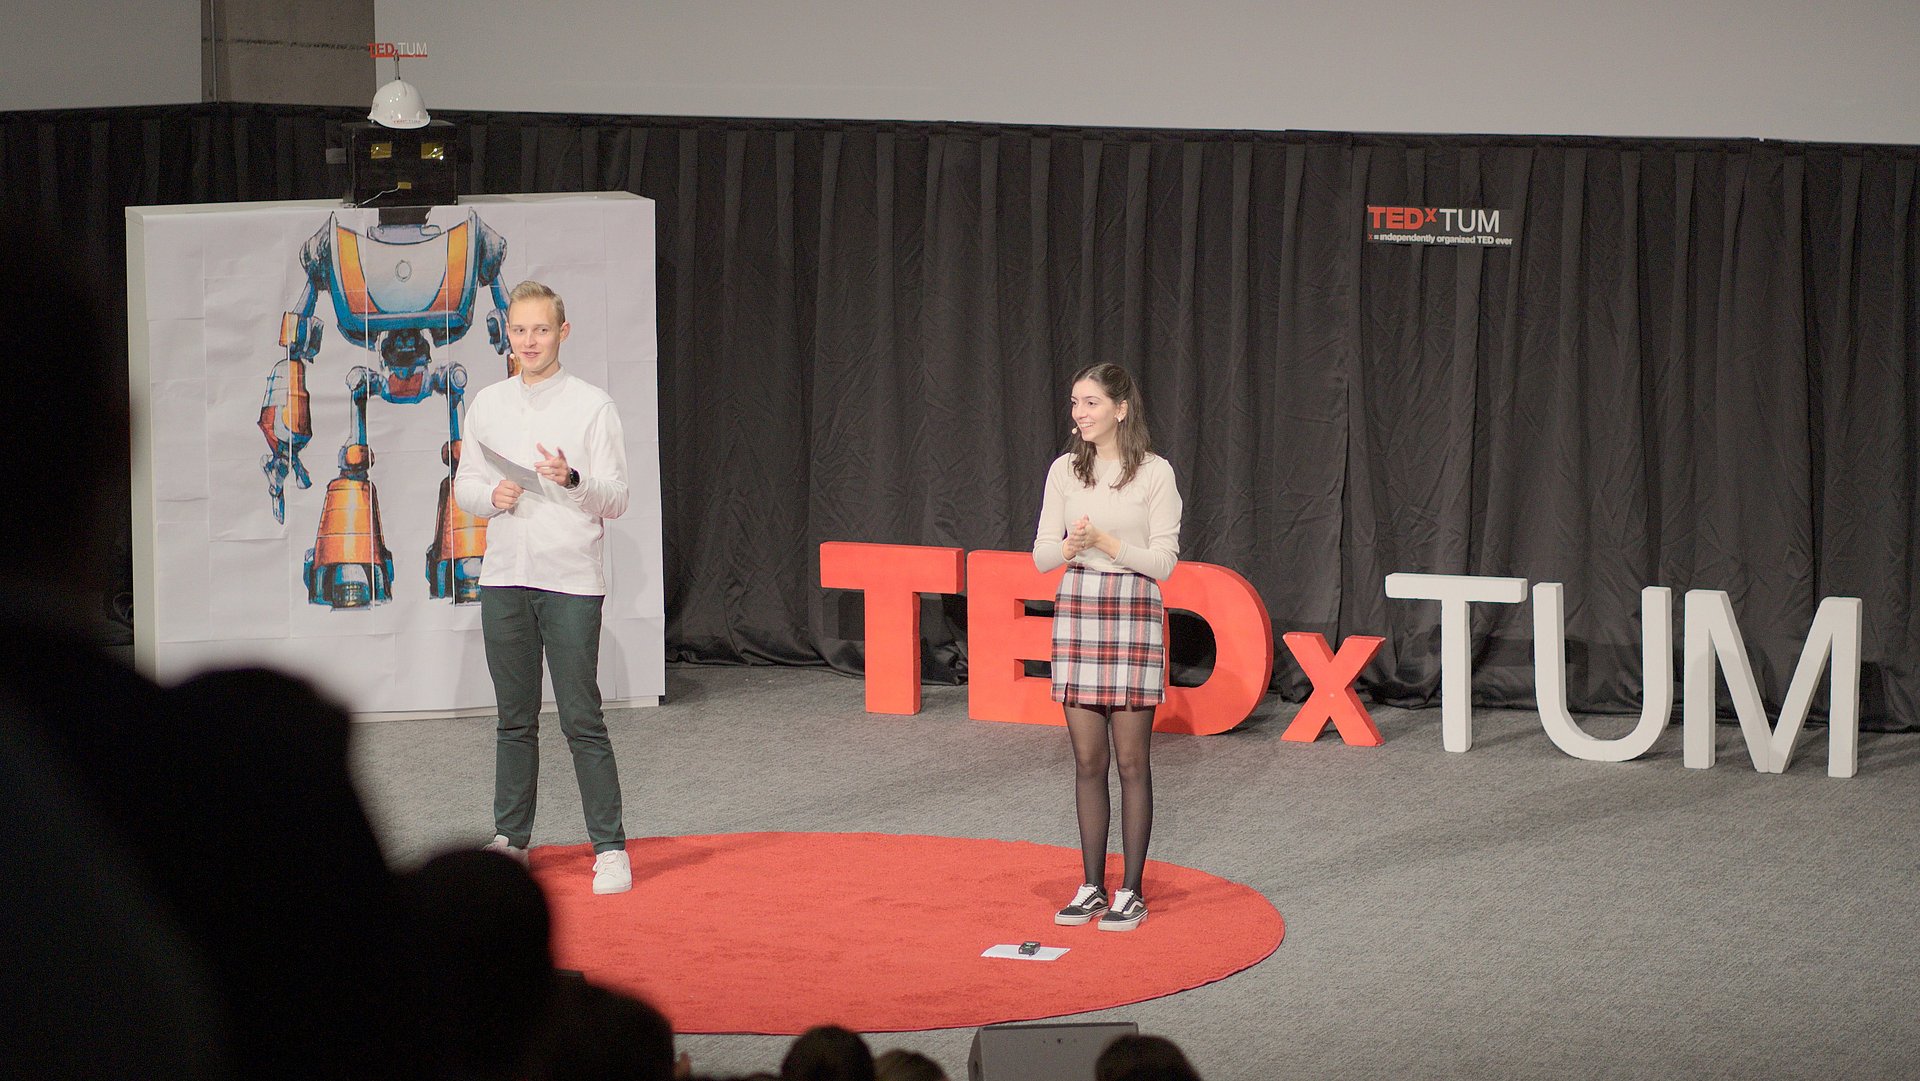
[1066,363,1153,488]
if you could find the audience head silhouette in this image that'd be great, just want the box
[1095,1033,1203,1081]
[529,976,677,1081]
[400,848,558,1079]
[781,1025,876,1081]
[873,1048,949,1081]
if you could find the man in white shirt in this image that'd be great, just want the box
[453,280,633,894]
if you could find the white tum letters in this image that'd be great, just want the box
[1386,573,1863,777]
[1535,583,1673,763]
[1682,590,1862,778]
[1382,573,1528,752]
[1436,208,1500,233]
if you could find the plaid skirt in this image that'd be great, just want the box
[1050,565,1166,709]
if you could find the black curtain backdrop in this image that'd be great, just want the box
[5,104,1916,730]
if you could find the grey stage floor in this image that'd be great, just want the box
[351,666,1920,1081]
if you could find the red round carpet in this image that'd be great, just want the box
[532,832,1283,1034]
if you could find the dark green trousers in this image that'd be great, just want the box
[481,586,626,853]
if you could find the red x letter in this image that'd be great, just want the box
[1280,632,1386,745]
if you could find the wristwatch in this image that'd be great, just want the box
[565,468,580,489]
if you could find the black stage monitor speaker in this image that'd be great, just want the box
[968,1021,1138,1081]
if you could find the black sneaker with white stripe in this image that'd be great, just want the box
[1098,888,1146,931]
[1054,884,1109,925]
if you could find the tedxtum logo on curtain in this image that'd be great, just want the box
[1367,205,1517,247]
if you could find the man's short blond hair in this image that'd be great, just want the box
[507,280,566,326]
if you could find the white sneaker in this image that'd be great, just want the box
[591,849,632,894]
[1098,888,1147,931]
[1054,884,1109,926]
[482,834,529,867]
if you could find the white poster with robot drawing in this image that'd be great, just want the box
[128,194,663,715]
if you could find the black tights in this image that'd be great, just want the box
[1064,705,1154,895]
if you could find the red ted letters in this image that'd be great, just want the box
[821,541,1381,739]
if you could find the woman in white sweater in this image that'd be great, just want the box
[1031,363,1183,931]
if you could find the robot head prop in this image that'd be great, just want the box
[369,79,430,129]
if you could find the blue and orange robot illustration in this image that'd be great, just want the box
[258,210,514,607]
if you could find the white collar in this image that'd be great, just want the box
[517,367,569,400]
